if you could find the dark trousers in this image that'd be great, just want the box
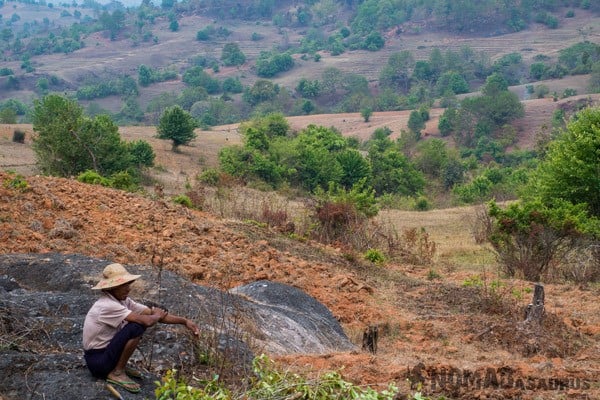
[84,322,146,379]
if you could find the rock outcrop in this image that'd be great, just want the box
[0,253,355,399]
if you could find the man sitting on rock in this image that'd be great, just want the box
[83,263,200,393]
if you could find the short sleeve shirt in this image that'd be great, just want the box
[82,292,148,351]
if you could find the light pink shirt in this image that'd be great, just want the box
[82,292,148,351]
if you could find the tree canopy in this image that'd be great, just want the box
[31,94,153,179]
[157,105,198,151]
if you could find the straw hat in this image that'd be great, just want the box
[92,263,141,290]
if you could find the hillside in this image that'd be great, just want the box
[2,102,600,398]
[3,92,600,194]
[1,1,599,111]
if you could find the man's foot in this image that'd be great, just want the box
[107,372,141,393]
[126,366,143,379]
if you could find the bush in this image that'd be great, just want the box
[198,168,220,186]
[414,195,431,211]
[364,248,385,264]
[172,194,193,208]
[77,170,111,186]
[487,200,588,281]
[110,171,137,191]
[3,174,29,191]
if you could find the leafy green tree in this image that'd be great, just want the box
[99,10,125,40]
[176,87,208,110]
[361,107,373,122]
[157,105,197,151]
[301,99,315,115]
[442,158,465,189]
[337,149,372,189]
[31,94,133,177]
[491,52,524,85]
[138,64,153,86]
[256,51,294,77]
[126,139,155,168]
[529,62,546,80]
[414,138,448,177]
[296,78,321,98]
[243,79,279,105]
[0,108,17,123]
[221,42,246,66]
[487,107,600,281]
[589,61,600,93]
[435,71,469,95]
[362,31,384,51]
[222,77,243,94]
[488,199,591,281]
[182,66,221,94]
[412,60,434,82]
[368,138,424,196]
[1,28,14,42]
[407,110,425,135]
[379,50,414,94]
[533,107,600,218]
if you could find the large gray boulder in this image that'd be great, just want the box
[0,253,355,400]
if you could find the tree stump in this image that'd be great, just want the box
[524,283,545,325]
[362,324,379,354]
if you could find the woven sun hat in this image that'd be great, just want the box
[92,263,141,290]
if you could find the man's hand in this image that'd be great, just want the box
[151,306,168,322]
[185,319,200,336]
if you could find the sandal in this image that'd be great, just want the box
[126,366,143,379]
[107,377,141,393]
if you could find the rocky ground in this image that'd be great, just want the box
[1,171,600,399]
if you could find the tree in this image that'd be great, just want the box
[487,107,600,281]
[337,149,372,189]
[414,139,448,177]
[31,94,134,177]
[0,108,17,123]
[379,50,414,94]
[99,10,125,40]
[534,107,600,218]
[589,61,600,92]
[182,66,221,94]
[368,138,425,196]
[436,71,469,95]
[361,107,372,122]
[221,42,246,66]
[157,105,197,151]
[407,110,425,135]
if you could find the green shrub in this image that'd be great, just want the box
[155,369,230,399]
[3,174,29,191]
[364,248,385,264]
[155,355,399,399]
[110,171,137,191]
[77,170,111,186]
[414,195,431,211]
[172,194,193,208]
[198,168,220,186]
[562,88,577,98]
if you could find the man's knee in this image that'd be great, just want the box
[126,322,146,338]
